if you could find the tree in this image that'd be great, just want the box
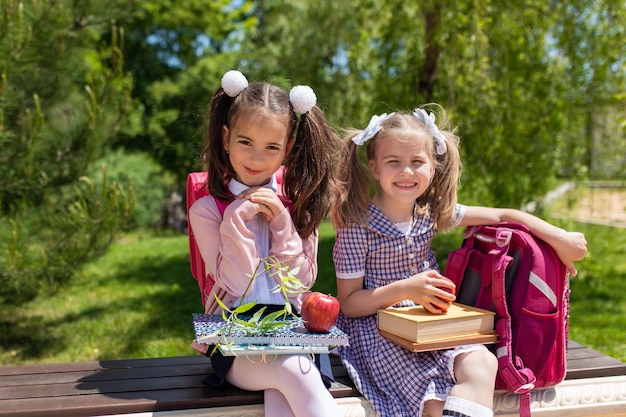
[236,0,626,206]
[0,0,136,305]
[72,0,623,204]
[550,1,626,179]
[111,0,257,179]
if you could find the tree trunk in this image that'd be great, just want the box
[418,4,442,101]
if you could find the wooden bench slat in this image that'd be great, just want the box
[1,374,204,400]
[565,341,626,379]
[0,386,264,417]
[0,355,208,377]
[566,356,626,379]
[0,378,358,417]
[0,363,211,388]
[0,343,623,417]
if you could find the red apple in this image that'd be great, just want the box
[301,292,340,333]
[436,277,456,312]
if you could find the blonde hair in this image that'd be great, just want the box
[331,105,462,231]
[202,80,343,239]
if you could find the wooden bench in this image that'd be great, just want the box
[1,341,624,417]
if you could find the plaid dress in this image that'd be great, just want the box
[333,203,487,417]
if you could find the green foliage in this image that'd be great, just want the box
[234,0,626,207]
[76,0,625,202]
[0,1,135,201]
[87,150,175,228]
[0,0,137,306]
[0,165,135,305]
[112,0,257,178]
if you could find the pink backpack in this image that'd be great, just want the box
[186,167,287,307]
[443,222,569,417]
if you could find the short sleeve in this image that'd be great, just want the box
[333,226,368,279]
[450,203,466,229]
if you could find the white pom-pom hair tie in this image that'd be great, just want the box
[221,70,248,97]
[289,85,317,114]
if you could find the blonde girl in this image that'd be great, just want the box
[331,106,587,417]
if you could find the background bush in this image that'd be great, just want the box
[88,150,176,229]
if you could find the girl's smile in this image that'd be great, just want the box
[394,180,419,190]
[244,167,264,176]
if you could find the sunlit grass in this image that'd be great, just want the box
[0,232,200,364]
[561,220,626,361]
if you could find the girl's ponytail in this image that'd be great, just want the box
[203,89,236,202]
[419,127,462,231]
[283,106,341,238]
[203,70,250,202]
[331,134,372,229]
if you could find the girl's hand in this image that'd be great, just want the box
[553,231,588,277]
[238,187,286,222]
[405,270,456,314]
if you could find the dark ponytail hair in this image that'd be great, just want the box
[283,106,342,237]
[202,89,237,202]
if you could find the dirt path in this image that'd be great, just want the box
[552,187,626,227]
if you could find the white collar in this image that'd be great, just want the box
[228,174,279,196]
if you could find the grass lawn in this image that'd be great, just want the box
[1,200,624,365]
[555,221,626,361]
[0,232,200,364]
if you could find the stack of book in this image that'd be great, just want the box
[193,313,350,356]
[376,303,497,352]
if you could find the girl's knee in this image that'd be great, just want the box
[423,399,443,417]
[455,350,498,384]
[276,355,321,385]
[478,350,498,374]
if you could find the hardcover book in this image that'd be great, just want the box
[193,313,350,348]
[379,329,498,352]
[376,303,495,343]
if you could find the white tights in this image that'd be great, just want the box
[227,354,340,417]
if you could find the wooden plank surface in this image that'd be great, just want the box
[0,342,623,417]
[565,340,626,379]
[0,355,357,417]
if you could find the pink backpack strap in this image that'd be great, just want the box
[213,197,233,216]
[488,231,536,417]
[186,173,208,287]
[186,173,221,307]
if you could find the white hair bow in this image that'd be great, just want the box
[352,112,395,146]
[413,108,447,155]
